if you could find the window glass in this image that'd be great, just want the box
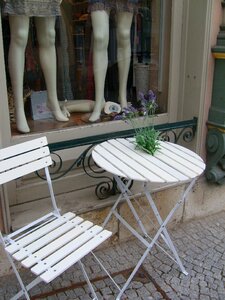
[1,0,171,135]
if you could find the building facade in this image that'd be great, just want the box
[0,0,224,271]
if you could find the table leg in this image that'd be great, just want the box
[113,175,149,236]
[116,179,196,299]
[143,179,196,275]
[102,178,133,228]
[103,176,196,299]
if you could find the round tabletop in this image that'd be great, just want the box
[92,138,206,183]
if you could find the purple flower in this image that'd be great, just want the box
[113,90,157,121]
[138,90,157,115]
[113,114,124,120]
[122,104,139,118]
[147,90,157,102]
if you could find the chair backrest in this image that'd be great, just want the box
[0,136,52,185]
[0,137,60,232]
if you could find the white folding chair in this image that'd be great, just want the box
[0,136,118,300]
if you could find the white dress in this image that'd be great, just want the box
[4,0,61,17]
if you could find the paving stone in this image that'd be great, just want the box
[144,282,157,293]
[166,291,181,300]
[47,295,59,300]
[188,291,199,299]
[94,280,106,290]
[79,294,92,300]
[74,287,86,297]
[125,288,138,298]
[136,286,150,297]
[199,294,210,300]
[130,281,143,289]
[56,292,69,300]
[113,274,126,285]
[152,291,164,299]
[101,286,113,295]
[65,289,77,298]
[104,295,116,300]
[141,296,154,300]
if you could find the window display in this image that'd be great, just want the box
[3,0,69,133]
[1,0,171,135]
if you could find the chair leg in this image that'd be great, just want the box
[78,254,122,300]
[78,260,98,300]
[5,251,31,300]
[91,252,121,293]
[10,277,42,300]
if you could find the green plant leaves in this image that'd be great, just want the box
[134,127,161,155]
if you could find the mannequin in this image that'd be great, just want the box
[88,0,138,122]
[4,0,69,133]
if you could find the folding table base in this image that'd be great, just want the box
[103,175,196,300]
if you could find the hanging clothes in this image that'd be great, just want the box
[3,0,61,17]
[88,0,138,14]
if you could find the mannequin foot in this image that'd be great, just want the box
[47,101,69,122]
[52,110,69,122]
[89,111,101,122]
[17,123,30,133]
[119,98,128,109]
[89,100,105,122]
[16,110,30,133]
[61,103,71,118]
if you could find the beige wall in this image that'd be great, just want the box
[198,0,222,158]
[0,197,4,231]
[176,0,219,158]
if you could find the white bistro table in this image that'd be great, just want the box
[92,138,205,299]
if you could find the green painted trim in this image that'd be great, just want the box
[212,47,225,54]
[49,118,197,152]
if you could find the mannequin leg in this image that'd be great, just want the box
[89,11,109,122]
[8,16,30,133]
[116,12,133,108]
[35,17,68,122]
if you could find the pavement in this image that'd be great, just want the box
[1,210,225,300]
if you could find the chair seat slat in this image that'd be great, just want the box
[21,220,93,268]
[40,229,112,283]
[13,216,83,261]
[31,225,104,276]
[6,212,75,254]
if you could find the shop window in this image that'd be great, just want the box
[1,0,171,135]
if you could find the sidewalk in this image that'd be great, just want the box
[1,210,225,300]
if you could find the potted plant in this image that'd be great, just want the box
[115,90,161,155]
